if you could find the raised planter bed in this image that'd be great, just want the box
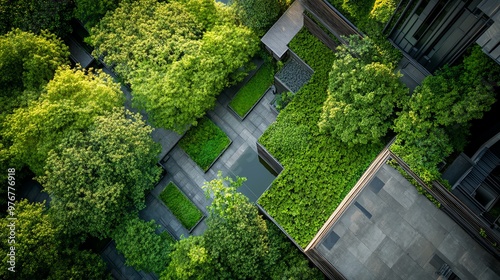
[159,182,204,231]
[179,117,231,172]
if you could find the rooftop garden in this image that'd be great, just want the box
[258,28,385,247]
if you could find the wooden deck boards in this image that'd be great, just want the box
[261,0,304,59]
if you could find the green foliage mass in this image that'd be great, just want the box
[75,0,123,29]
[229,62,274,117]
[160,182,203,230]
[161,173,323,279]
[259,29,382,247]
[3,67,123,176]
[370,0,397,23]
[319,50,407,145]
[40,109,161,238]
[0,200,109,280]
[90,0,259,131]
[0,0,74,37]
[392,45,499,182]
[229,0,281,34]
[113,216,173,274]
[0,29,69,120]
[179,118,230,171]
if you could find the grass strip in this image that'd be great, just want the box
[229,62,274,117]
[160,182,203,230]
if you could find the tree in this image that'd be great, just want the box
[370,0,397,23]
[3,67,123,176]
[0,200,109,280]
[161,236,213,280]
[202,173,269,279]
[40,109,161,238]
[89,0,207,81]
[0,0,74,37]
[113,216,172,274]
[0,29,69,118]
[131,24,259,131]
[75,0,122,29]
[229,0,281,33]
[392,45,498,181]
[319,53,407,145]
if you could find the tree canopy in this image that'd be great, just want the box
[319,37,407,145]
[229,0,281,33]
[0,29,69,119]
[161,173,323,279]
[0,200,108,280]
[0,0,74,37]
[89,0,259,131]
[113,216,172,274]
[3,67,123,176]
[40,109,161,238]
[392,45,498,181]
[75,0,123,29]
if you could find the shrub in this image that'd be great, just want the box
[179,117,231,171]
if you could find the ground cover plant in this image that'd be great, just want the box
[229,62,274,117]
[179,117,230,171]
[258,28,383,247]
[160,182,203,230]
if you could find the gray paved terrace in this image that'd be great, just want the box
[261,0,304,60]
[315,164,500,279]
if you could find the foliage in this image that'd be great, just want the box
[229,62,274,117]
[3,67,123,176]
[370,0,397,23]
[0,0,74,37]
[319,53,407,145]
[113,216,172,274]
[0,29,69,119]
[275,91,294,111]
[202,173,269,279]
[161,236,213,280]
[40,109,161,238]
[131,24,259,131]
[392,45,498,182]
[162,173,323,279]
[229,0,281,33]
[90,0,259,131]
[259,29,382,247]
[159,182,203,230]
[75,0,122,29]
[0,200,109,280]
[179,118,230,171]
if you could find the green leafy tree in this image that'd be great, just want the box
[392,45,498,181]
[0,0,74,37]
[132,24,258,131]
[40,109,161,238]
[113,217,172,274]
[0,29,69,119]
[161,236,213,280]
[75,0,122,29]
[202,173,269,279]
[229,0,281,33]
[3,67,123,176]
[0,200,108,280]
[370,0,397,23]
[89,0,207,81]
[319,53,407,145]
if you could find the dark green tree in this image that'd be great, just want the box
[113,216,172,274]
[229,0,281,33]
[75,0,122,29]
[0,0,74,37]
[40,109,161,238]
[0,200,108,280]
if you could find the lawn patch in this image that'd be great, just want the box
[179,117,231,171]
[229,62,274,117]
[160,182,203,230]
